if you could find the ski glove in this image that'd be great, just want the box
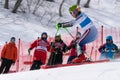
[28,48,32,55]
[57,23,63,28]
[57,22,73,29]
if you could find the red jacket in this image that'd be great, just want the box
[30,39,50,64]
[68,40,86,56]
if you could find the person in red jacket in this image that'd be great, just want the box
[0,37,17,74]
[28,32,50,70]
[67,32,86,63]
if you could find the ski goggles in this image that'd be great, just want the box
[70,9,78,15]
[106,39,112,41]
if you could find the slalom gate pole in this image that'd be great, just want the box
[95,50,97,61]
[20,39,24,66]
[101,26,104,45]
[76,27,79,36]
[16,38,20,72]
[90,46,94,60]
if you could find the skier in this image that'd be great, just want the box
[0,37,17,74]
[47,35,67,65]
[98,35,119,60]
[28,32,50,70]
[57,4,98,51]
[67,32,86,64]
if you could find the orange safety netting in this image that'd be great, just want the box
[0,26,120,71]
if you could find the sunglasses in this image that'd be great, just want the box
[70,9,78,15]
[70,11,73,15]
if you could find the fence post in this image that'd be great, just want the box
[16,38,20,72]
[101,26,104,45]
[90,46,94,60]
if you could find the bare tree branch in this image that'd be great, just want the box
[59,0,65,17]
[84,0,91,8]
[32,0,42,14]
[46,0,54,2]
[26,0,31,13]
[76,0,81,5]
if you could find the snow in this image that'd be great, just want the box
[0,62,120,80]
[0,0,120,80]
[0,0,120,45]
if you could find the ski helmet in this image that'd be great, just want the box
[69,4,77,13]
[41,32,48,40]
[69,4,81,17]
[106,35,113,41]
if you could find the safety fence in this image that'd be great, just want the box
[0,26,120,72]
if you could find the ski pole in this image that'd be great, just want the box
[76,27,79,38]
[64,28,74,39]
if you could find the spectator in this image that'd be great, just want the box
[0,37,17,74]
[67,32,86,63]
[28,32,50,70]
[98,35,119,60]
[47,35,67,65]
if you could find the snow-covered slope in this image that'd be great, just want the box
[0,62,120,80]
[0,0,120,45]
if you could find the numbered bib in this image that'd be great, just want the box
[36,46,47,51]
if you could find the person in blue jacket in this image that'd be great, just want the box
[98,35,119,60]
[57,4,98,49]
